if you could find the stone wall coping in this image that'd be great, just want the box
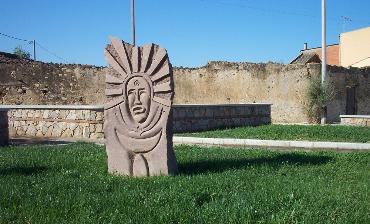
[340,115,370,119]
[173,103,272,108]
[173,137,370,151]
[0,103,272,111]
[0,105,104,111]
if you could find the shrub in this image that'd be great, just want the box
[305,75,336,123]
[13,45,31,59]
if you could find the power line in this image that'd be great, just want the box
[0,32,30,42]
[0,31,68,63]
[0,32,35,59]
[35,42,68,63]
[200,0,324,19]
[200,0,370,35]
[349,56,370,67]
[199,0,367,23]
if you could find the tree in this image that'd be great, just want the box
[13,46,31,59]
[305,75,336,123]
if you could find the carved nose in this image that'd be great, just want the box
[134,91,141,105]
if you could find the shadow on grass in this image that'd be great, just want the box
[0,166,49,176]
[10,138,74,146]
[179,154,333,175]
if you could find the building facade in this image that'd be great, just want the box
[340,27,370,68]
[291,26,370,68]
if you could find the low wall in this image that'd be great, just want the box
[4,105,104,141]
[0,104,271,142]
[173,104,271,133]
[340,115,370,127]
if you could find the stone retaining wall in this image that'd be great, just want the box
[340,115,370,127]
[0,104,271,142]
[173,104,271,133]
[1,106,104,141]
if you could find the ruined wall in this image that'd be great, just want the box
[327,66,370,121]
[174,62,370,123]
[0,57,105,105]
[174,62,314,123]
[1,53,369,123]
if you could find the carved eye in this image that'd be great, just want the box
[128,89,135,95]
[138,88,146,95]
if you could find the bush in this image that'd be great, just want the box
[306,75,336,123]
[13,46,31,59]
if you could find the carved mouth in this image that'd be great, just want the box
[132,106,146,115]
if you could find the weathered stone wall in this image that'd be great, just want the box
[173,104,271,133]
[1,52,369,123]
[174,62,313,123]
[326,66,370,121]
[0,104,271,141]
[174,62,370,123]
[6,106,104,140]
[340,115,370,127]
[0,57,105,105]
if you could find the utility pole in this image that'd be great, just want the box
[321,0,327,124]
[132,0,136,46]
[33,40,36,61]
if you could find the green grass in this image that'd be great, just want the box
[0,143,369,223]
[177,124,370,143]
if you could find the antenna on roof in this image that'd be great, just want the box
[341,16,352,33]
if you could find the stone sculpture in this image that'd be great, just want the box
[104,37,178,176]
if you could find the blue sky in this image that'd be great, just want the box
[1,0,369,67]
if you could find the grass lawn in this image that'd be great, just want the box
[0,143,369,223]
[177,124,370,143]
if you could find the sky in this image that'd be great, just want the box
[1,0,369,67]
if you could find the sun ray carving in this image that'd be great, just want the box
[146,48,168,75]
[104,38,174,111]
[105,88,123,96]
[110,37,132,74]
[131,47,140,73]
[104,49,127,77]
[105,98,124,110]
[140,44,154,73]
[153,82,172,93]
[152,96,171,107]
[106,74,124,84]
[151,60,170,82]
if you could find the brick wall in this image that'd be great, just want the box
[314,44,340,66]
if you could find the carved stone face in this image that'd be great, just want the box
[126,76,151,124]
